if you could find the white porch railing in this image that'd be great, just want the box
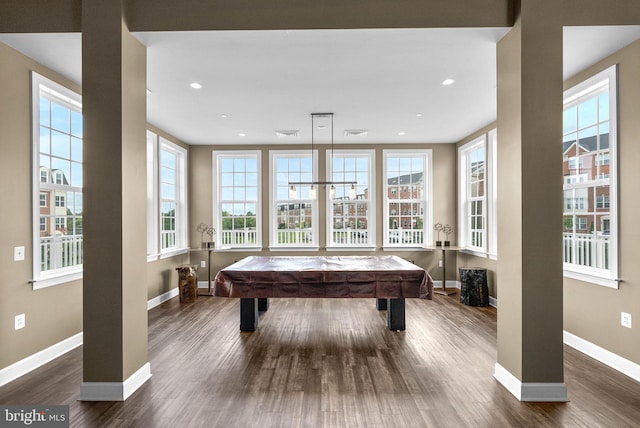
[276,229,313,245]
[388,229,424,244]
[563,232,609,269]
[332,229,369,245]
[221,229,258,246]
[40,234,83,272]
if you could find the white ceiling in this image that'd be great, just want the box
[1,26,639,145]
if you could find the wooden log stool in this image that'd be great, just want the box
[458,267,489,306]
[176,265,198,303]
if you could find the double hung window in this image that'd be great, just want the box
[146,131,188,259]
[383,150,431,247]
[562,65,618,287]
[32,73,83,289]
[327,150,375,249]
[213,151,261,249]
[270,151,317,248]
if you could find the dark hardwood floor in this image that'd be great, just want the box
[2,294,640,427]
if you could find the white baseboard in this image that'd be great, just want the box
[563,330,640,383]
[489,296,498,307]
[2,290,176,390]
[0,332,83,388]
[147,287,179,310]
[433,280,460,289]
[493,363,568,402]
[79,362,151,401]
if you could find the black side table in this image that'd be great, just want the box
[459,268,489,306]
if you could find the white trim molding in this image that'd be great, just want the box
[147,287,179,310]
[79,363,151,401]
[564,331,640,383]
[2,292,174,390]
[493,363,568,402]
[0,333,83,388]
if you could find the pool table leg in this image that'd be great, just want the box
[258,297,269,312]
[240,298,258,331]
[376,298,387,310]
[387,298,405,331]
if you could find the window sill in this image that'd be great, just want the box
[159,248,189,259]
[147,254,159,263]
[459,248,488,258]
[382,246,425,252]
[268,246,320,251]
[32,270,83,290]
[326,246,377,252]
[214,246,262,252]
[563,269,619,289]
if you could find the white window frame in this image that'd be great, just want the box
[382,149,432,249]
[326,149,376,250]
[146,130,159,261]
[213,150,262,250]
[487,129,498,259]
[269,150,319,250]
[158,137,188,257]
[562,65,618,288]
[31,72,83,289]
[458,135,487,255]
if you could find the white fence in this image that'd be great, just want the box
[40,234,83,271]
[332,229,369,245]
[276,229,313,245]
[220,229,258,246]
[388,229,424,244]
[563,232,609,269]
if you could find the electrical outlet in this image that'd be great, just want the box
[14,246,25,261]
[15,314,25,330]
[200,260,206,268]
[438,260,443,268]
[621,312,632,328]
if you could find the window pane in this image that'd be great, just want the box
[71,137,82,162]
[71,110,83,137]
[39,97,51,127]
[51,102,71,133]
[71,162,82,187]
[40,127,51,154]
[578,96,598,129]
[51,130,71,159]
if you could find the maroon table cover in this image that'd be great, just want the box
[213,255,433,300]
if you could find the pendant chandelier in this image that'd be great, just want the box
[288,113,357,201]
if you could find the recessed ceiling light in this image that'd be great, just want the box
[220,114,228,119]
[190,82,202,89]
[442,78,455,86]
[398,131,406,136]
[416,113,423,117]
[238,133,246,137]
[344,129,368,137]
[276,130,300,138]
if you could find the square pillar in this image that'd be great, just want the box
[80,1,150,401]
[494,0,567,402]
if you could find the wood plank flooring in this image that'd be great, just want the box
[1,295,640,427]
